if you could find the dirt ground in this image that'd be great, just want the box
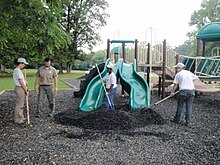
[0,87,220,164]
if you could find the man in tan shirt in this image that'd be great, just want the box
[35,57,58,117]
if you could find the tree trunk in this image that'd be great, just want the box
[0,60,5,76]
[67,62,72,73]
[59,63,64,74]
[35,63,38,69]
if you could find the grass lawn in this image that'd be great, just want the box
[0,69,85,91]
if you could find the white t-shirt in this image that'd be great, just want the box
[13,68,26,87]
[106,72,117,89]
[173,70,197,90]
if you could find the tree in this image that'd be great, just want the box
[189,0,220,28]
[175,40,194,56]
[176,0,220,56]
[0,0,71,71]
[60,0,109,73]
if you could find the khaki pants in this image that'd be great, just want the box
[37,85,55,114]
[14,87,25,123]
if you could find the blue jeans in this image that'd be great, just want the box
[105,87,117,110]
[174,90,195,124]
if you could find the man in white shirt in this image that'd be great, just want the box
[13,58,28,124]
[171,63,197,126]
[102,62,117,110]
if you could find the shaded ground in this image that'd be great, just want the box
[0,87,220,164]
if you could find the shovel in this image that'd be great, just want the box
[146,91,179,110]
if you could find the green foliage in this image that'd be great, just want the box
[59,0,109,72]
[0,0,109,72]
[91,50,106,65]
[175,40,194,56]
[176,0,220,56]
[0,0,71,68]
[73,50,106,70]
[190,0,220,28]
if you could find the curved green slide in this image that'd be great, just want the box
[79,59,111,112]
[79,58,150,111]
[118,58,150,109]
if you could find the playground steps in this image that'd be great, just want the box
[153,80,173,88]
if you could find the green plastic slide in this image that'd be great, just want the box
[118,58,150,109]
[79,58,150,111]
[79,59,111,112]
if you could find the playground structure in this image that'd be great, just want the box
[107,39,178,98]
[76,22,220,112]
[79,40,151,111]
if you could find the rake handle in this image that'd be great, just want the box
[95,64,112,109]
[153,91,179,106]
[24,69,30,124]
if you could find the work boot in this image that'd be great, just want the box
[14,120,25,124]
[36,112,41,118]
[48,113,54,117]
[170,118,180,124]
[49,109,55,117]
[185,123,191,127]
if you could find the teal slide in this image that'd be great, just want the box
[118,58,150,110]
[79,58,150,111]
[79,59,111,111]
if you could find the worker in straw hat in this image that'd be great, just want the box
[13,58,29,124]
[101,62,117,111]
[170,62,198,127]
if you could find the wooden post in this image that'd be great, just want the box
[196,39,200,57]
[175,54,179,74]
[146,67,150,86]
[162,39,166,99]
[122,43,125,62]
[202,41,205,57]
[134,39,138,66]
[158,77,161,96]
[147,43,150,64]
[107,39,110,59]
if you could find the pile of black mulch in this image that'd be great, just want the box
[0,90,220,164]
[54,107,164,130]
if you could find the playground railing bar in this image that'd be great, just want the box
[213,61,220,75]
[206,60,216,75]
[179,55,220,77]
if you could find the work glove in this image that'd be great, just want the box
[25,90,29,96]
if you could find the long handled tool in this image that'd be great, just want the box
[147,91,179,110]
[24,69,30,124]
[95,64,112,109]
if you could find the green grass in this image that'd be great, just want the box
[0,69,85,91]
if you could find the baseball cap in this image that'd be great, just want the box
[174,62,185,68]
[107,62,114,69]
[17,58,28,65]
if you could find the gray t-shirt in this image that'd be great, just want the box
[13,68,26,86]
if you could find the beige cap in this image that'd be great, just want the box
[174,62,185,68]
[18,58,28,65]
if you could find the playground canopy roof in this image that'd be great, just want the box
[196,22,220,42]
[111,46,127,54]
